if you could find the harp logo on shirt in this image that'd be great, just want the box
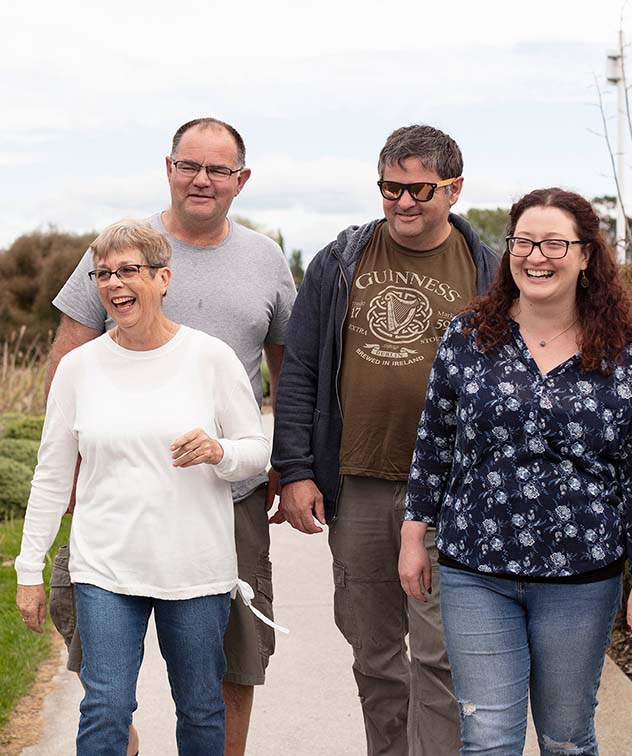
[348,274,458,366]
[367,286,431,345]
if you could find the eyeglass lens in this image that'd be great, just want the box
[93,265,142,285]
[380,181,435,202]
[174,161,234,179]
[508,238,569,258]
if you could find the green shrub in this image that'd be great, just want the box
[0,438,39,471]
[0,457,32,519]
[0,414,23,438]
[3,416,44,442]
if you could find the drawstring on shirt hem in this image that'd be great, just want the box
[231,579,290,635]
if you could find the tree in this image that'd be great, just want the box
[230,215,284,249]
[462,208,509,253]
[0,228,95,343]
[591,195,632,249]
[288,249,305,288]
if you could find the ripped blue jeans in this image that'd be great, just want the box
[439,565,622,756]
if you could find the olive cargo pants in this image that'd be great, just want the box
[328,476,460,756]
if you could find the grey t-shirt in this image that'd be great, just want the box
[53,214,296,501]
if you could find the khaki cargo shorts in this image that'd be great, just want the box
[49,484,275,684]
[49,544,83,672]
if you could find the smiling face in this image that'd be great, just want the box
[95,247,170,335]
[381,157,463,251]
[165,124,251,232]
[509,205,590,310]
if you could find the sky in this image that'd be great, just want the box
[2,0,632,262]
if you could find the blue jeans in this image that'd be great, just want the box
[439,566,622,756]
[74,583,230,756]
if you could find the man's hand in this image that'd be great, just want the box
[16,584,46,633]
[171,429,224,466]
[399,521,432,602]
[265,468,281,513]
[278,480,325,534]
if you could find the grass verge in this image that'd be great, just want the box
[0,515,71,730]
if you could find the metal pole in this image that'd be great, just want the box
[607,34,627,263]
[616,30,626,263]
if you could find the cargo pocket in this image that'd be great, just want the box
[253,558,276,658]
[332,561,362,649]
[49,545,76,647]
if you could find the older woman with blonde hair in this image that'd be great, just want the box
[16,220,269,755]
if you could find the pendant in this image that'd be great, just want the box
[539,340,546,347]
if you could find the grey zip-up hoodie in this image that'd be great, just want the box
[271,214,500,522]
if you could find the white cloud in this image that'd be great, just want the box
[1,0,631,253]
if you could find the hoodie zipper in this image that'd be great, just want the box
[330,251,351,525]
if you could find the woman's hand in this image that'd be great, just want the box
[627,586,632,633]
[399,520,432,602]
[171,429,225,467]
[16,584,46,633]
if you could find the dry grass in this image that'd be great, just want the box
[0,328,48,416]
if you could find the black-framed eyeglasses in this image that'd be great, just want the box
[377,177,459,202]
[506,237,587,259]
[88,264,163,287]
[171,160,242,181]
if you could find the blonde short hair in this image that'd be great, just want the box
[90,220,171,268]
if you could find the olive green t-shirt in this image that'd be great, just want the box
[339,221,477,480]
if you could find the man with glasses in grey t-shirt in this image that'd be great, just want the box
[47,117,296,756]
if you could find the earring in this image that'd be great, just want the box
[580,271,589,289]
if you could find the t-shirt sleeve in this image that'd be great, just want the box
[52,248,107,331]
[265,253,297,346]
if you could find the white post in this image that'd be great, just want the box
[607,34,627,264]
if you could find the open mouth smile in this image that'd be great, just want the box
[111,296,136,311]
[526,269,554,279]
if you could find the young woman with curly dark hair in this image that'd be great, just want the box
[400,188,632,755]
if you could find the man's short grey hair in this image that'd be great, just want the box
[171,118,246,168]
[377,125,463,180]
[90,220,172,268]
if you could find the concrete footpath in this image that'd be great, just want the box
[20,415,632,755]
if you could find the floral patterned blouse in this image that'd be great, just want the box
[405,312,632,579]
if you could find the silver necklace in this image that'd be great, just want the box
[524,319,578,348]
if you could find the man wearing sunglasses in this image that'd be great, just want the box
[272,124,499,756]
[44,117,296,756]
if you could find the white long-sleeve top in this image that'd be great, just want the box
[15,326,270,600]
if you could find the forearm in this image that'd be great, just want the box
[401,519,429,544]
[263,342,284,411]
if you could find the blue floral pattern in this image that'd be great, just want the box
[405,313,632,578]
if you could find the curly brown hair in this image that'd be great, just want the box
[466,188,632,373]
